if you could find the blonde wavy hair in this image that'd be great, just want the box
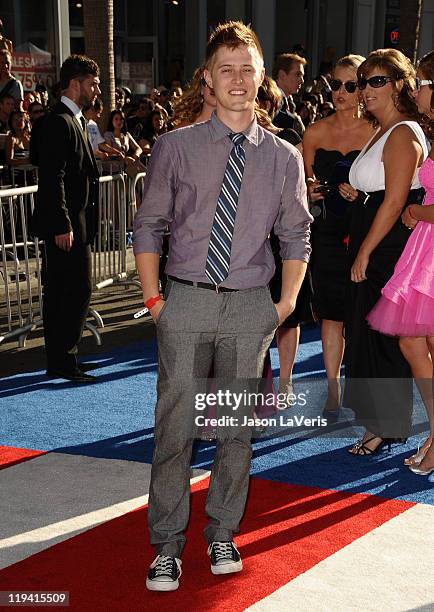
[172,67,205,126]
[334,54,365,73]
[256,75,282,132]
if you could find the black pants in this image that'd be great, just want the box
[42,240,92,371]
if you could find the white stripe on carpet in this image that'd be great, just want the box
[246,503,434,612]
[0,453,209,569]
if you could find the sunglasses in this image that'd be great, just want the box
[415,78,434,91]
[329,79,357,93]
[358,75,394,90]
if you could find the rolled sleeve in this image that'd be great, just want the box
[133,136,176,255]
[274,148,312,262]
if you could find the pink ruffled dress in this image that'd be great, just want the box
[367,156,434,336]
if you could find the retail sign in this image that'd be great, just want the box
[390,29,399,44]
[121,62,153,94]
[12,42,56,91]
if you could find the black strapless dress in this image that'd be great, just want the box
[310,148,360,322]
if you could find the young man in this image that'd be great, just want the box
[134,21,312,591]
[127,97,154,140]
[0,91,14,132]
[27,100,45,126]
[272,52,306,136]
[30,55,101,383]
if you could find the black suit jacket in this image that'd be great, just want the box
[31,101,100,244]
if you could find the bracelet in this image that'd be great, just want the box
[144,295,161,310]
[408,205,417,220]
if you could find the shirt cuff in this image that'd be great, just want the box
[280,240,311,262]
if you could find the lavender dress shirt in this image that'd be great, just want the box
[133,112,312,290]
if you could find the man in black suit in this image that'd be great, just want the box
[272,53,306,138]
[31,55,101,383]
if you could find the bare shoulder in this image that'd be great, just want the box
[303,117,331,143]
[385,122,424,149]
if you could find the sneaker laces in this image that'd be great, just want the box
[152,555,182,577]
[208,541,237,562]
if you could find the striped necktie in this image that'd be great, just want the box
[205,132,246,286]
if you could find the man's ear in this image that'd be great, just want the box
[203,68,213,90]
[70,77,80,96]
[259,66,265,85]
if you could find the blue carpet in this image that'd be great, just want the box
[1,326,433,504]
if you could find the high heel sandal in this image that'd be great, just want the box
[408,464,434,475]
[348,436,396,456]
[404,442,427,467]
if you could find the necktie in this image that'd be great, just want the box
[205,133,246,286]
[79,115,90,144]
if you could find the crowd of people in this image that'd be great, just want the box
[0,41,342,180]
[164,47,433,474]
[0,44,179,178]
[2,27,433,476]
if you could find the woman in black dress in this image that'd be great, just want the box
[258,76,313,397]
[302,55,374,412]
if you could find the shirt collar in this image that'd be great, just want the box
[209,111,263,147]
[61,95,83,120]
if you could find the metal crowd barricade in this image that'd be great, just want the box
[90,173,141,328]
[0,184,43,347]
[127,171,147,231]
[1,172,144,349]
[10,163,38,188]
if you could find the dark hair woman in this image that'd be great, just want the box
[104,109,142,160]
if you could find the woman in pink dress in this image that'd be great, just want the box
[367,51,434,475]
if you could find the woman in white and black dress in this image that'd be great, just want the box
[341,49,428,455]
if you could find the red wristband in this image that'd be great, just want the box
[144,295,161,310]
[408,205,417,220]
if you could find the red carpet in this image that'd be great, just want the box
[0,478,413,612]
[0,446,46,469]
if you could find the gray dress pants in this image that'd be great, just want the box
[148,279,279,557]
